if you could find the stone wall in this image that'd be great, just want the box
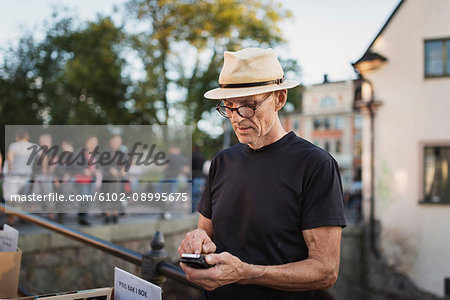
[328,224,443,300]
[17,215,199,296]
[328,225,365,299]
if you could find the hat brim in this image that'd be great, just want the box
[204,80,300,100]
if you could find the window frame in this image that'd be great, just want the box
[424,37,450,78]
[419,142,450,205]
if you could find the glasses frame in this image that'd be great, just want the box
[215,92,274,119]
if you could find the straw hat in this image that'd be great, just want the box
[204,48,299,100]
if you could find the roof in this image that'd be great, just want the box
[352,51,387,68]
[353,0,405,67]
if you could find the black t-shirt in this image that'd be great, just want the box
[197,131,346,300]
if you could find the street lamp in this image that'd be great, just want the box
[355,75,382,258]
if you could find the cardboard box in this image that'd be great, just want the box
[0,248,22,299]
[6,287,113,300]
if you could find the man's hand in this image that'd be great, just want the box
[178,229,216,255]
[180,252,248,291]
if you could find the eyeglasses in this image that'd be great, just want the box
[215,92,273,119]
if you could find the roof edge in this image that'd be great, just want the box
[352,51,387,67]
[355,0,406,63]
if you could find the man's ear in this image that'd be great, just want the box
[274,89,287,112]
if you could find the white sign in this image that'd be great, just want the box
[0,224,19,252]
[114,267,161,300]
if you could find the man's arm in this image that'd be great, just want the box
[181,226,342,291]
[6,149,14,172]
[178,214,215,255]
[239,226,341,290]
[198,214,214,240]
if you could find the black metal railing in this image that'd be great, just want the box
[18,285,32,297]
[0,203,201,293]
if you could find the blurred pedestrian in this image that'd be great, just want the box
[2,129,34,225]
[191,144,205,213]
[74,136,99,226]
[32,133,55,219]
[53,139,77,224]
[102,135,126,223]
[159,146,189,219]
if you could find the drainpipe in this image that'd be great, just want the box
[359,76,380,258]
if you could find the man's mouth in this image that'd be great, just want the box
[236,126,252,134]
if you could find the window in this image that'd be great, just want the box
[354,114,363,129]
[425,38,450,77]
[355,139,362,156]
[336,140,342,154]
[293,120,300,131]
[324,141,330,152]
[320,97,336,108]
[423,146,450,203]
[313,119,321,130]
[354,167,362,182]
[335,116,344,130]
[323,118,330,130]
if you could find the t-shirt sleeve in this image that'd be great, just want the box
[301,158,347,230]
[8,142,17,153]
[196,158,216,219]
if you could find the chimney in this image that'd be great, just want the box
[323,74,329,83]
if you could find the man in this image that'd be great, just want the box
[32,133,55,219]
[74,135,100,226]
[3,129,34,225]
[102,135,127,223]
[178,48,346,299]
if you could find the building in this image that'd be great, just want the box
[353,0,450,297]
[282,76,363,194]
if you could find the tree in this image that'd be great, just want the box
[0,13,135,155]
[125,0,299,139]
[0,33,49,154]
[0,2,303,158]
[47,16,133,125]
[0,14,134,125]
[0,34,45,126]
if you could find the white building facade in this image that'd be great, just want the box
[353,0,450,297]
[282,78,362,193]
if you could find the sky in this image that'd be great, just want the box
[0,0,401,85]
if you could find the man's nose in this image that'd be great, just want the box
[230,109,244,123]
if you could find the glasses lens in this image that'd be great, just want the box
[238,107,254,118]
[217,106,231,118]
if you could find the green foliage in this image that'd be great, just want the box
[0,34,44,126]
[0,1,301,158]
[0,14,132,126]
[49,16,132,125]
[0,14,133,154]
[280,57,303,111]
[125,0,298,153]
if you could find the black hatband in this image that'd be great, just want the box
[219,76,285,88]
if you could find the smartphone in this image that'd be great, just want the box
[181,253,215,269]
